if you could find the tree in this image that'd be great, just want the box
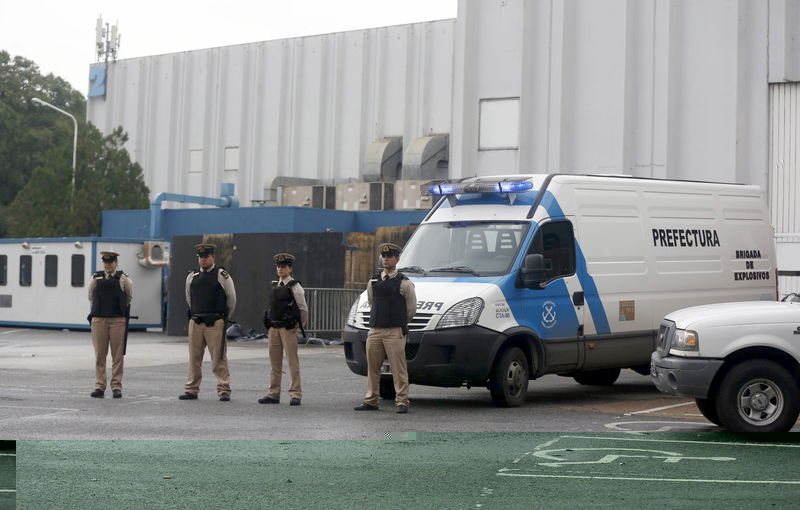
[0,50,150,237]
[4,125,150,237]
[0,51,85,207]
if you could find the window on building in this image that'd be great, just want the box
[71,255,85,287]
[20,255,32,287]
[479,97,520,150]
[0,255,7,286]
[44,255,58,287]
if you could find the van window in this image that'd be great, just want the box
[400,221,529,276]
[20,255,32,287]
[527,220,576,281]
[45,255,58,287]
[71,255,85,287]
[0,255,6,286]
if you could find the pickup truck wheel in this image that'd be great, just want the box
[573,368,621,386]
[379,378,396,400]
[694,397,721,426]
[715,359,800,433]
[489,347,529,407]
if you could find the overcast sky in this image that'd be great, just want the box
[0,0,457,96]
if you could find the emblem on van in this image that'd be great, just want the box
[541,301,557,329]
[793,326,800,335]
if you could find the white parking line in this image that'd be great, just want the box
[625,401,695,415]
[496,472,800,484]
[560,435,800,448]
[0,329,28,334]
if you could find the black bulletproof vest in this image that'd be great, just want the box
[368,272,408,328]
[189,267,227,315]
[269,280,301,321]
[91,271,126,317]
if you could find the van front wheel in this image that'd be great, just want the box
[489,347,529,407]
[573,368,620,386]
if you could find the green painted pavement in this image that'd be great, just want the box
[16,433,800,509]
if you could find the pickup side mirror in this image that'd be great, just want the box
[520,254,548,289]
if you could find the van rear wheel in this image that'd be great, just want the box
[573,368,620,386]
[489,347,529,407]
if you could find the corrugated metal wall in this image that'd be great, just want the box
[770,82,800,297]
[88,20,455,207]
[451,0,773,187]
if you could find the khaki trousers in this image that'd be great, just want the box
[267,327,302,400]
[91,316,126,391]
[364,327,409,407]
[185,319,231,396]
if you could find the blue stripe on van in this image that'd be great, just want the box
[538,191,611,335]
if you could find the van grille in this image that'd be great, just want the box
[657,320,676,354]
[357,311,435,331]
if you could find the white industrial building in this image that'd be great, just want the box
[87,0,800,289]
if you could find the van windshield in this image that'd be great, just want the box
[399,221,529,276]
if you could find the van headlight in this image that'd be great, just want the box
[437,298,484,329]
[346,299,360,327]
[669,329,699,356]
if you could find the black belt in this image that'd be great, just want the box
[192,314,225,326]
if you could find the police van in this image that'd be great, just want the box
[342,174,777,406]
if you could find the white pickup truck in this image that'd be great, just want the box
[650,295,800,433]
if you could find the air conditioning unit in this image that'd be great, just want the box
[282,186,314,207]
[139,241,170,268]
[335,182,394,211]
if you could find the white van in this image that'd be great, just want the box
[342,174,777,406]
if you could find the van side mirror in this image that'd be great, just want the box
[520,254,547,288]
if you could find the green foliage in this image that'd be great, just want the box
[0,50,150,237]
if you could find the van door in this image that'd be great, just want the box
[520,219,584,372]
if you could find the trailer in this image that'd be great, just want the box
[0,237,169,330]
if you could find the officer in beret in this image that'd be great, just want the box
[259,253,308,406]
[354,243,416,413]
[179,243,237,401]
[87,251,133,398]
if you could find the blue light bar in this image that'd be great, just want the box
[428,180,533,195]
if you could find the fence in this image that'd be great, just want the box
[304,288,362,342]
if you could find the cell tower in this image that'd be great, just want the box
[96,16,121,63]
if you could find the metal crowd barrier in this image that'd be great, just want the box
[303,288,362,345]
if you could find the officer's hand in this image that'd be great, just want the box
[86,314,92,324]
[186,309,192,320]
[401,325,409,336]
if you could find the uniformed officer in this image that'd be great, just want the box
[259,253,308,406]
[354,243,417,413]
[179,243,237,401]
[87,251,133,399]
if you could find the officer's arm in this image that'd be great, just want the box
[220,273,236,318]
[367,280,374,308]
[400,279,417,322]
[294,283,309,327]
[87,277,96,303]
[122,275,133,305]
[185,273,192,308]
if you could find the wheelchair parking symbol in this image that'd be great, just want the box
[530,448,735,467]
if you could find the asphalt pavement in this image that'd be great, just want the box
[0,327,748,439]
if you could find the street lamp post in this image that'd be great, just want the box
[32,97,78,212]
